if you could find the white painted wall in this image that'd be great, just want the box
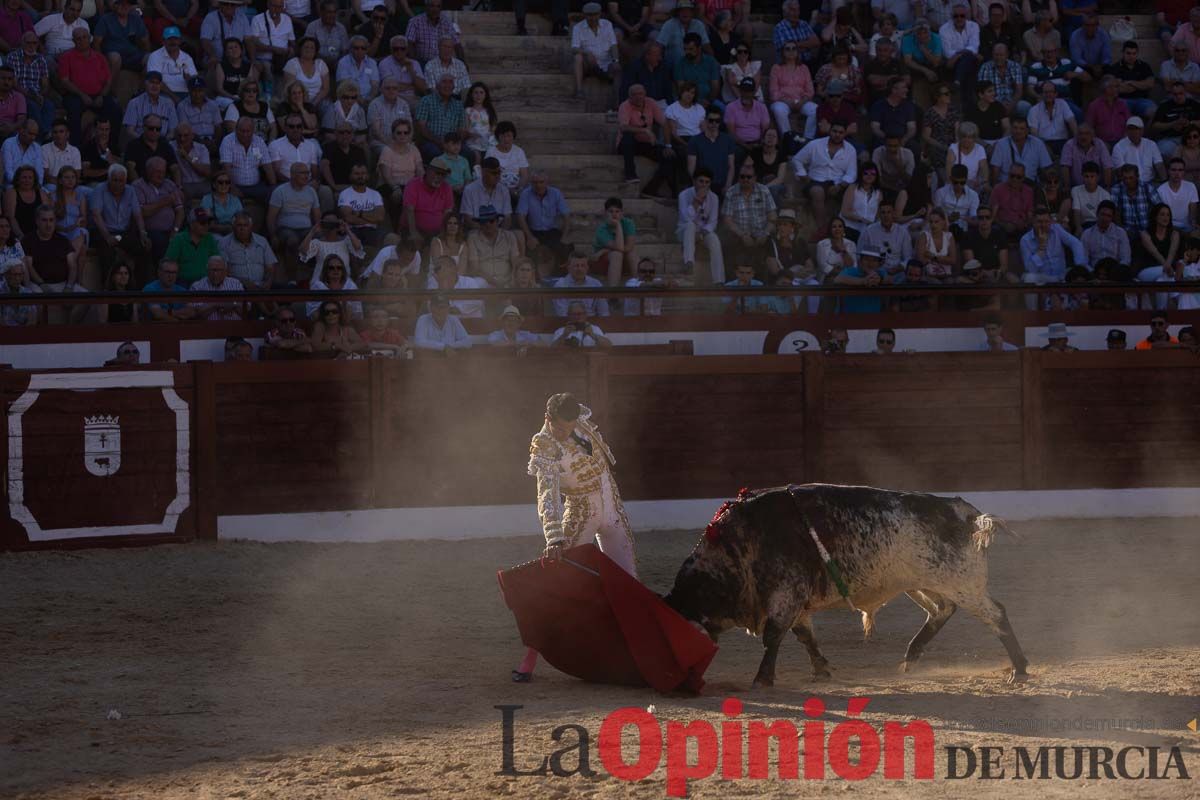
[179,338,266,363]
[218,488,1200,543]
[0,341,150,369]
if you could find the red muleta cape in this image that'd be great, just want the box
[497,543,717,693]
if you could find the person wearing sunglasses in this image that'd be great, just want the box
[311,301,369,356]
[721,41,761,105]
[1135,312,1179,350]
[686,108,736,195]
[105,341,141,365]
[123,113,182,188]
[938,1,980,106]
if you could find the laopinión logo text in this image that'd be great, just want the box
[496,699,1191,797]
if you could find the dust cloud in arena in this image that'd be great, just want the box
[1,516,1198,799]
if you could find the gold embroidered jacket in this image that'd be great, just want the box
[526,405,617,546]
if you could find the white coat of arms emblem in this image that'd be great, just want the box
[83,415,121,477]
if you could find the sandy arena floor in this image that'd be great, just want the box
[1,518,1199,799]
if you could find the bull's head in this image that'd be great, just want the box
[663,508,746,642]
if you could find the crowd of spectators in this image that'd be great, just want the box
[0,0,1197,357]
[600,0,1200,318]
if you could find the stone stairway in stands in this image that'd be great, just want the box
[456,10,702,285]
[455,9,1169,288]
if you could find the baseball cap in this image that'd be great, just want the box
[190,207,211,222]
[1106,329,1127,342]
[163,25,182,39]
[146,70,163,82]
[737,77,756,90]
[188,76,206,89]
[429,155,452,173]
[1126,116,1144,128]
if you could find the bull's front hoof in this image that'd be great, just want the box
[751,676,774,690]
[812,669,832,681]
[1005,669,1030,685]
[898,660,913,673]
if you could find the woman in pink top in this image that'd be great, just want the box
[768,42,817,140]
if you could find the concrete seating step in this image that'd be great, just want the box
[476,72,575,98]
[454,10,552,35]
[469,33,571,58]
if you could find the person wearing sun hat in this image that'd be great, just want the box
[145,25,198,101]
[487,304,539,349]
[1039,322,1079,352]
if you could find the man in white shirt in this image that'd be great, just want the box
[41,119,80,189]
[571,2,619,101]
[1158,157,1198,232]
[270,113,333,211]
[34,0,87,64]
[937,1,979,107]
[553,300,613,347]
[858,200,912,274]
[1025,82,1077,153]
[552,250,609,317]
[623,257,669,317]
[676,166,723,284]
[414,294,472,352]
[250,0,296,76]
[336,163,385,245]
[426,254,486,318]
[145,27,198,101]
[980,317,1019,351]
[1070,160,1111,231]
[1168,241,1200,310]
[1110,117,1165,184]
[932,164,979,231]
[791,121,856,227]
[1080,200,1131,268]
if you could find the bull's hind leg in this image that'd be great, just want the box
[957,594,1029,683]
[752,618,788,689]
[792,616,831,680]
[900,590,957,672]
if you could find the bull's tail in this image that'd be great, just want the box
[971,514,1019,551]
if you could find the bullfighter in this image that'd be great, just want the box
[512,392,637,682]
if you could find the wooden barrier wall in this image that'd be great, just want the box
[3,350,1200,549]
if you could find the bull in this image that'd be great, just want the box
[664,484,1029,687]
